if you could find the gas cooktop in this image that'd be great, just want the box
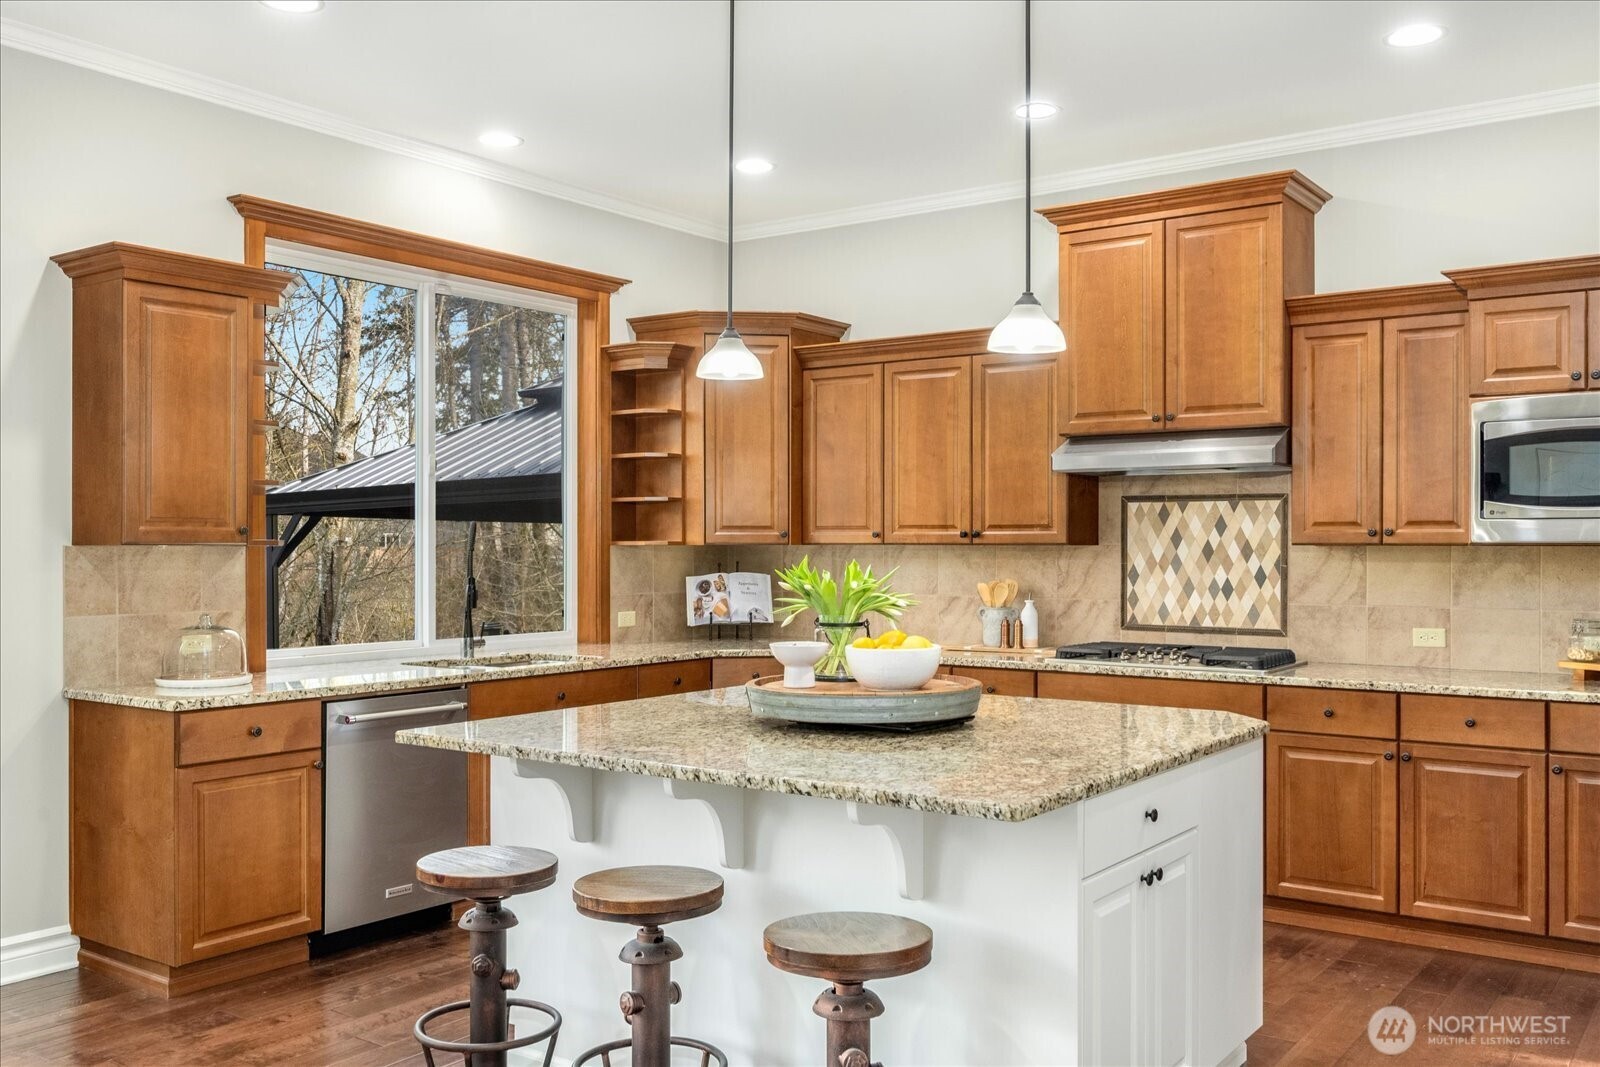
[1054,641,1303,674]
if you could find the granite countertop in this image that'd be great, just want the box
[65,639,1599,710]
[395,688,1269,822]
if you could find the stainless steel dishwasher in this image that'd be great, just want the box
[323,687,469,935]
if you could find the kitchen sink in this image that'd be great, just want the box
[402,652,593,671]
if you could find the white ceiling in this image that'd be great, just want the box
[2,0,1596,239]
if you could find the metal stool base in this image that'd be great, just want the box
[414,997,562,1067]
[572,1034,729,1067]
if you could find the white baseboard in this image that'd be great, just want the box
[0,925,79,985]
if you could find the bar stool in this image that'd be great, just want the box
[763,911,933,1067]
[571,864,729,1067]
[413,845,563,1067]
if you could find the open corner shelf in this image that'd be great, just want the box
[612,451,683,460]
[611,539,686,547]
[605,339,698,548]
[611,406,682,417]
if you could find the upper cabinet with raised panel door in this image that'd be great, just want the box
[1042,171,1329,436]
[1288,284,1471,545]
[795,329,1097,547]
[628,312,849,545]
[52,244,295,545]
[1443,256,1600,395]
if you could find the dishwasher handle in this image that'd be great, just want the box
[334,701,468,725]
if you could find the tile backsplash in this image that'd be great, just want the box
[63,545,246,687]
[1123,494,1287,635]
[611,473,1600,674]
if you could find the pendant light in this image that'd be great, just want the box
[697,0,763,381]
[988,0,1066,355]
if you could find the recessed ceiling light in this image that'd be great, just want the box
[735,158,774,175]
[1015,100,1060,119]
[1385,23,1445,47]
[477,130,523,149]
[259,0,324,12]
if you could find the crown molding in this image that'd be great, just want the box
[4,17,1594,246]
[1286,282,1467,325]
[736,83,1600,241]
[0,18,724,242]
[1444,255,1600,297]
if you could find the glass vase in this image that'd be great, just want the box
[813,619,870,681]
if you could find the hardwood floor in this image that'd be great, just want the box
[1,922,1597,1065]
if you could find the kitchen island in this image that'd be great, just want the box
[398,687,1268,1066]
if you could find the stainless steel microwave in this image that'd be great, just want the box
[1471,392,1599,543]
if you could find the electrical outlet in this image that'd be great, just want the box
[617,610,637,628]
[1412,627,1447,648]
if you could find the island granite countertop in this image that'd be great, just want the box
[66,639,1599,710]
[394,687,1269,822]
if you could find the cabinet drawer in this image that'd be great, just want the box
[1550,702,1600,755]
[1267,687,1396,738]
[177,700,321,766]
[470,667,638,720]
[1082,763,1202,877]
[711,657,783,689]
[946,666,1036,697]
[1038,671,1264,717]
[638,659,712,698]
[1400,694,1544,750]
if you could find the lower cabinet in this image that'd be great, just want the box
[637,658,712,698]
[1266,733,1396,913]
[1549,753,1600,943]
[944,665,1036,696]
[1081,830,1199,1067]
[711,656,783,688]
[1398,743,1546,934]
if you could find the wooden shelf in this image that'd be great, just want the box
[612,451,682,460]
[611,407,682,417]
[612,495,681,504]
[612,539,685,547]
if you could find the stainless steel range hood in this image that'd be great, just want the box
[1050,428,1290,476]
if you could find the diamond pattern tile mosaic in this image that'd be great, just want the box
[1122,495,1287,635]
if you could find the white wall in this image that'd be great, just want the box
[737,108,1600,338]
[0,50,722,943]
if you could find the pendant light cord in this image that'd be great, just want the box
[726,0,736,332]
[1023,0,1032,296]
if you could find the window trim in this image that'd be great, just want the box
[234,197,628,670]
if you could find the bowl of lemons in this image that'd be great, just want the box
[843,630,942,691]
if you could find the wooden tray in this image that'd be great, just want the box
[1558,660,1600,683]
[745,675,981,729]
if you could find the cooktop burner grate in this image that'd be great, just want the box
[1054,641,1302,673]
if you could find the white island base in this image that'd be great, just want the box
[485,737,1263,1066]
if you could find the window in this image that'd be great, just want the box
[263,246,575,660]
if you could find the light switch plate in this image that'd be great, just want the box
[617,610,637,628]
[1412,627,1447,648]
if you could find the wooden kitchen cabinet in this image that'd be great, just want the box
[626,312,850,546]
[1266,733,1397,913]
[1444,257,1600,395]
[1037,671,1264,717]
[796,329,1096,546]
[1043,171,1328,436]
[1399,742,1546,935]
[1549,753,1600,943]
[711,656,784,688]
[1288,285,1470,545]
[51,244,295,545]
[801,363,883,543]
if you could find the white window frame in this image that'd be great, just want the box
[264,241,578,667]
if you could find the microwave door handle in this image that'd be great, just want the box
[1481,418,1598,441]
[334,701,468,724]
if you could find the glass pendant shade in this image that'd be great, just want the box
[696,326,764,380]
[988,292,1066,354]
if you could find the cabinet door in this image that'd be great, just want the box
[1164,206,1287,430]
[1383,314,1470,543]
[1060,222,1165,435]
[1550,754,1600,943]
[703,333,790,543]
[971,352,1066,543]
[176,750,321,963]
[1143,832,1199,1067]
[1399,743,1545,934]
[883,357,971,543]
[1081,853,1143,1067]
[1290,322,1381,544]
[124,283,250,543]
[801,364,882,543]
[1468,292,1587,395]
[1266,733,1397,912]
[1589,291,1599,388]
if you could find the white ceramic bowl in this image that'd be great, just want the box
[844,644,942,691]
[769,640,830,689]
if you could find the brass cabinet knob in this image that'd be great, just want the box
[237,525,250,537]
[312,759,324,770]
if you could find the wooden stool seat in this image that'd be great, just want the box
[763,911,933,983]
[572,864,724,925]
[416,845,558,899]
